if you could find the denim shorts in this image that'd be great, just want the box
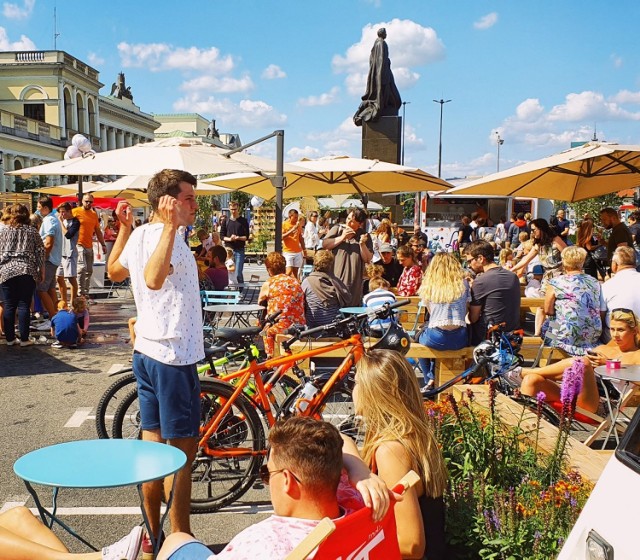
[168,541,212,560]
[133,352,201,439]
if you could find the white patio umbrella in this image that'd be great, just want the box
[445,142,640,202]
[204,155,452,200]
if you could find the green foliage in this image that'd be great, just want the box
[426,387,591,559]
[567,193,624,222]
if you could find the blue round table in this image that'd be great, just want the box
[339,306,370,315]
[14,439,186,552]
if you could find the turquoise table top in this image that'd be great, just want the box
[14,439,186,489]
[339,307,370,315]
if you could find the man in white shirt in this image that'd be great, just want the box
[601,246,640,342]
[108,169,204,550]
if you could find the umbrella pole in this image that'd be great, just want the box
[274,130,284,253]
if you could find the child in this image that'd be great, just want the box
[525,265,545,336]
[50,301,81,349]
[499,248,514,269]
[205,245,230,291]
[363,276,396,336]
[225,247,238,286]
[72,296,90,344]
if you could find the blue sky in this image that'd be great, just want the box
[3,0,640,179]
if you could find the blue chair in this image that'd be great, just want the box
[201,290,240,331]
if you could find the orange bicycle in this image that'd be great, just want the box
[188,299,410,512]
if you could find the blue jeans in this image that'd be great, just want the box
[1,274,36,342]
[418,326,468,383]
[234,248,245,285]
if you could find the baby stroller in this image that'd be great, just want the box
[591,245,609,280]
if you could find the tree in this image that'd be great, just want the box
[567,193,624,222]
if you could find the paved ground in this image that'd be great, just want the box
[0,264,271,553]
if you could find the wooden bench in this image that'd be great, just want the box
[520,297,545,328]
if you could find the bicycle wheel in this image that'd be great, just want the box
[112,388,143,439]
[191,379,266,513]
[95,371,136,439]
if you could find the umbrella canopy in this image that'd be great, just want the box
[204,155,452,200]
[7,137,306,178]
[445,142,640,202]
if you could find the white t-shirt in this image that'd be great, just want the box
[225,258,238,285]
[119,223,204,365]
[304,221,320,250]
[601,268,640,342]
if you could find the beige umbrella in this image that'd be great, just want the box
[203,155,452,200]
[445,142,640,202]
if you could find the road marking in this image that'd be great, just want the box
[0,503,273,516]
[0,497,28,514]
[64,407,94,428]
[107,363,126,374]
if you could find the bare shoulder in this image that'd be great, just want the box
[375,440,412,470]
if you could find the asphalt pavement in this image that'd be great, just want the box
[0,264,271,553]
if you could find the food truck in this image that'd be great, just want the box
[415,193,555,250]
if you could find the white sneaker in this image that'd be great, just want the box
[505,366,524,387]
[35,320,51,331]
[6,339,19,346]
[102,526,143,560]
[20,338,35,347]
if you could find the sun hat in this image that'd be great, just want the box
[532,264,544,275]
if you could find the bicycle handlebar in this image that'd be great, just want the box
[261,309,283,328]
[282,299,409,351]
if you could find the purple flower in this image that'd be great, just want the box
[560,359,585,405]
[536,391,547,403]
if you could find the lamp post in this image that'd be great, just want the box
[401,101,410,165]
[433,99,451,178]
[495,132,504,172]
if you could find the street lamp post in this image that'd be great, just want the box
[433,99,451,178]
[401,101,410,165]
[495,132,504,172]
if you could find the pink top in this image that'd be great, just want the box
[397,264,422,296]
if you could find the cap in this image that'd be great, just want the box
[379,243,394,253]
[532,264,544,275]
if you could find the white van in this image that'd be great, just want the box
[558,407,640,559]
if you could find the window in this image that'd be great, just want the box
[24,103,45,122]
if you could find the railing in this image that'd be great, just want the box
[14,51,45,62]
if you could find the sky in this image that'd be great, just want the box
[2,0,640,180]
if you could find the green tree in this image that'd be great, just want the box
[567,193,624,222]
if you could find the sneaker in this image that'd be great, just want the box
[6,339,19,346]
[505,366,524,387]
[20,338,35,347]
[142,530,166,556]
[35,319,51,331]
[51,341,64,349]
[102,526,143,560]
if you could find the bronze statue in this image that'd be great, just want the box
[110,72,134,101]
[353,28,402,126]
[206,118,219,138]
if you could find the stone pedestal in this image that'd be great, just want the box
[361,116,403,221]
[361,116,402,164]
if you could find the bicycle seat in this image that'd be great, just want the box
[214,327,261,344]
[204,345,228,359]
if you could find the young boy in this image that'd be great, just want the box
[50,301,81,349]
[363,276,396,336]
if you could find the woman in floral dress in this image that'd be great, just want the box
[258,252,306,357]
[396,244,422,296]
[540,246,604,355]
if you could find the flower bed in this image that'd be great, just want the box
[427,372,595,559]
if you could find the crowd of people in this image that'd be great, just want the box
[4,175,640,558]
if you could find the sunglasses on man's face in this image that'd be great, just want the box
[258,464,302,486]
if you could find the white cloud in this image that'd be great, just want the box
[180,74,254,94]
[515,98,545,122]
[87,52,105,67]
[118,42,235,73]
[287,145,322,160]
[332,19,445,96]
[3,0,34,20]
[610,89,640,104]
[298,86,340,107]
[173,94,286,128]
[473,12,498,30]
[0,26,35,50]
[262,64,286,79]
[548,91,640,122]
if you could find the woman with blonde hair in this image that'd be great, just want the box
[343,350,447,559]
[371,219,392,262]
[513,309,640,413]
[416,252,470,389]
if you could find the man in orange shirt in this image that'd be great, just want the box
[72,194,106,299]
[282,208,305,278]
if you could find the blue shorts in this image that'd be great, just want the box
[133,352,201,439]
[168,541,212,560]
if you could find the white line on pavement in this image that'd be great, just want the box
[107,363,127,374]
[0,499,28,514]
[64,407,94,428]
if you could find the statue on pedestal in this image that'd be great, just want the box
[353,28,402,126]
[110,72,134,101]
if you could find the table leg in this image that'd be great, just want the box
[23,482,98,551]
[137,474,178,557]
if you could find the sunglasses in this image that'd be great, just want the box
[83,200,94,204]
[258,464,302,486]
[611,308,638,326]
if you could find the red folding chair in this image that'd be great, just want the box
[285,471,420,560]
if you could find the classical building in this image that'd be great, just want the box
[153,113,241,149]
[0,50,158,192]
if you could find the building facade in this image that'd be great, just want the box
[0,50,158,192]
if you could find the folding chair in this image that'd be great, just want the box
[106,277,133,299]
[201,290,241,330]
[284,471,420,560]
